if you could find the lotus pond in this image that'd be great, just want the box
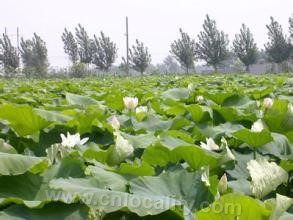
[0,74,292,220]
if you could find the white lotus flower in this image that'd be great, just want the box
[112,132,134,163]
[123,97,138,110]
[196,95,204,103]
[220,137,235,161]
[263,97,274,109]
[200,138,220,151]
[110,116,120,130]
[135,106,148,114]
[218,173,228,194]
[60,132,89,148]
[251,119,264,133]
[187,83,196,91]
[247,159,288,198]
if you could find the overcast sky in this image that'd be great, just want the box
[1,0,293,67]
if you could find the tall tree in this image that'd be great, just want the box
[0,34,19,75]
[196,14,229,72]
[233,24,258,72]
[128,39,151,75]
[20,33,48,76]
[62,28,78,63]
[265,17,291,64]
[92,32,117,71]
[75,24,93,64]
[170,29,196,73]
[289,16,293,40]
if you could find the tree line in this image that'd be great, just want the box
[1,14,293,77]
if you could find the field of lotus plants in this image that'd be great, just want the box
[0,74,292,219]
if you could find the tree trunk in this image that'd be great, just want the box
[246,65,250,72]
[213,65,218,73]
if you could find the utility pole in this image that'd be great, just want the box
[17,27,20,55]
[126,16,129,75]
[4,27,7,35]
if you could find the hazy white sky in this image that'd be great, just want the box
[1,0,292,67]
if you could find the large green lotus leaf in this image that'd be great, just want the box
[0,152,49,175]
[0,104,51,136]
[142,143,221,170]
[264,100,293,133]
[200,122,244,139]
[204,92,235,105]
[65,93,105,109]
[162,130,194,144]
[186,104,212,123]
[120,132,157,149]
[222,95,253,107]
[132,115,172,132]
[0,203,88,220]
[130,169,217,213]
[259,133,293,160]
[161,88,190,101]
[83,144,112,164]
[280,159,293,172]
[67,106,107,134]
[104,92,125,111]
[233,128,273,148]
[195,193,271,220]
[250,86,274,100]
[226,151,253,180]
[212,105,257,123]
[164,104,186,116]
[49,178,183,217]
[85,166,128,191]
[35,109,72,123]
[228,179,252,195]
[0,158,85,208]
[103,209,184,220]
[118,160,155,176]
[158,134,194,149]
[170,116,191,130]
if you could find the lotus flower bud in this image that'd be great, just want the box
[110,116,120,130]
[196,95,204,103]
[263,98,273,109]
[111,132,134,164]
[123,97,138,110]
[218,173,228,194]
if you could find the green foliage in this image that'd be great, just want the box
[0,74,291,219]
[233,24,258,71]
[170,29,197,73]
[0,34,19,76]
[92,32,117,71]
[127,39,151,75]
[75,24,93,64]
[62,28,79,64]
[69,62,88,78]
[265,17,291,64]
[20,33,48,77]
[196,15,229,72]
